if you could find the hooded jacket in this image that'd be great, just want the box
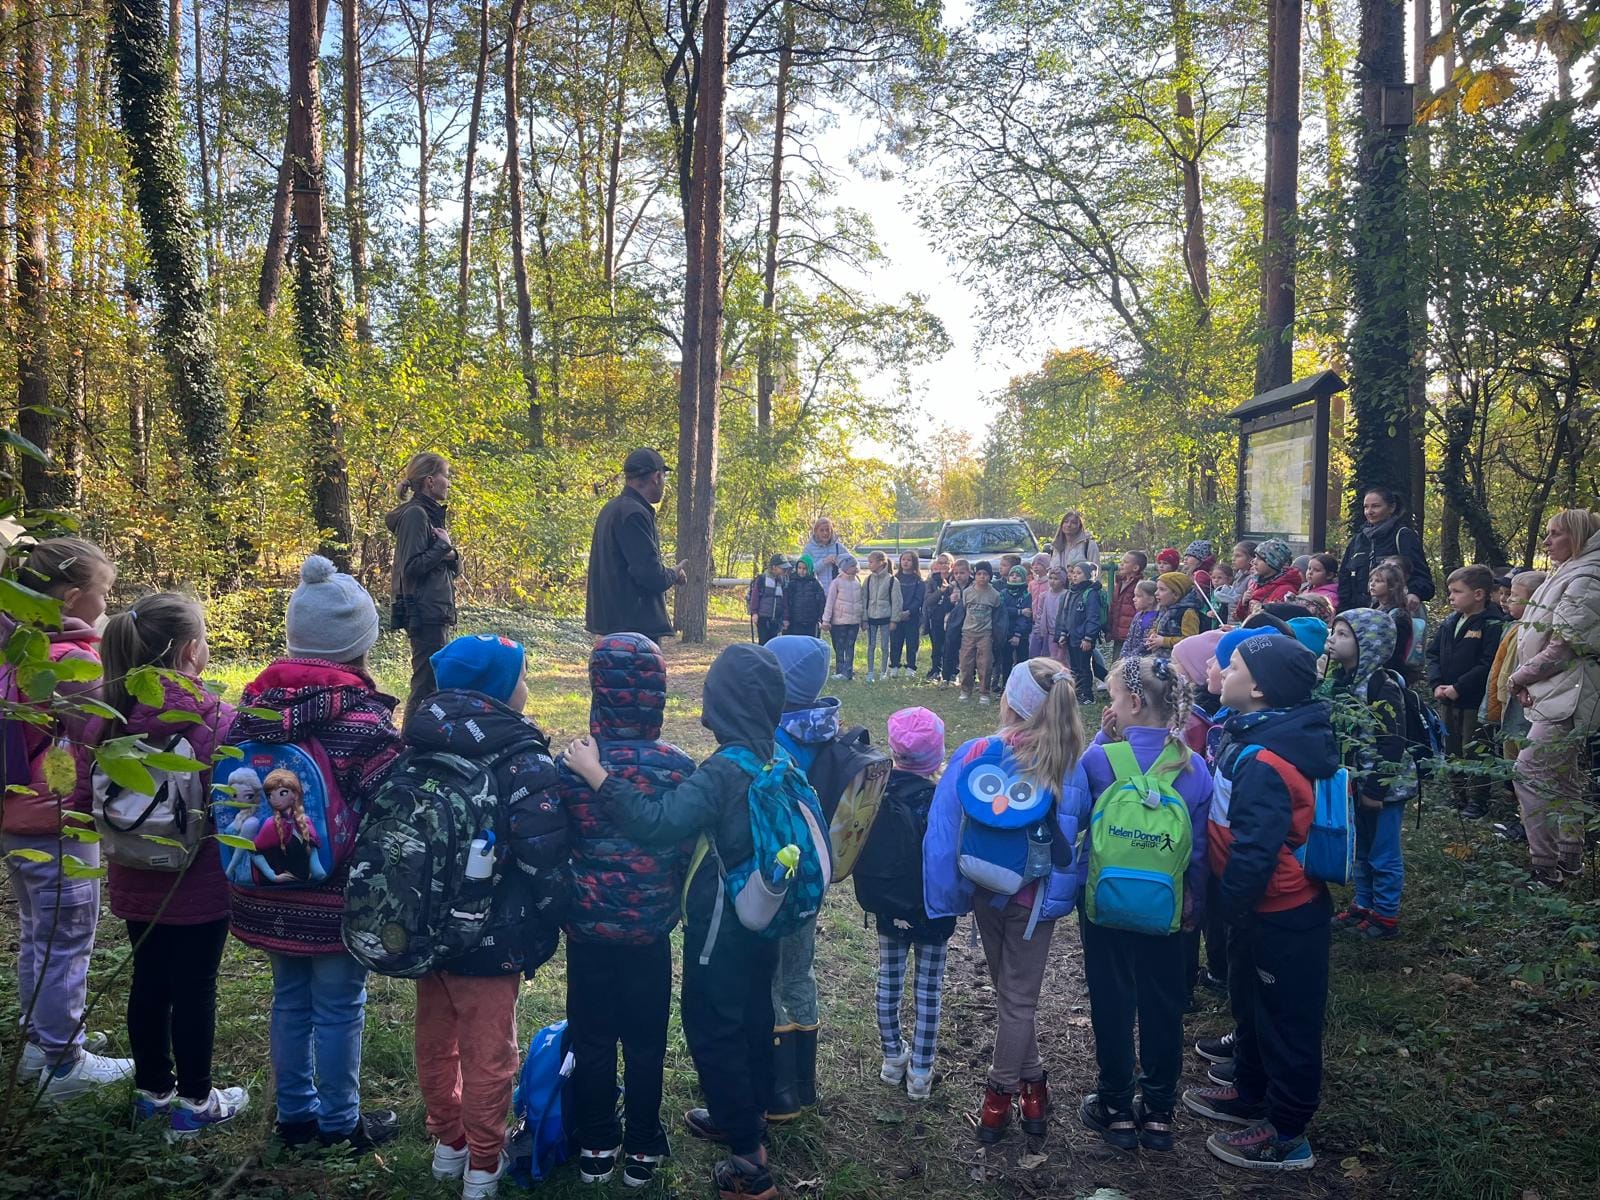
[601,643,784,926]
[1,615,102,836]
[895,569,927,624]
[1060,579,1106,644]
[997,580,1035,649]
[1208,701,1340,922]
[227,659,402,955]
[403,688,567,975]
[1329,609,1411,805]
[559,634,695,944]
[784,571,827,632]
[386,494,460,627]
[1242,566,1305,615]
[586,487,679,639]
[72,676,237,925]
[1511,526,1600,727]
[1338,514,1436,612]
[1108,572,1141,642]
[1082,727,1211,908]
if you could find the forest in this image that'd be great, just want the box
[0,0,1595,633]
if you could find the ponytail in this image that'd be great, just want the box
[1002,656,1086,793]
[398,451,449,501]
[101,593,205,718]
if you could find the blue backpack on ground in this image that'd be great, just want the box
[509,1019,577,1186]
[951,736,1062,940]
[1238,745,1354,885]
[682,744,830,966]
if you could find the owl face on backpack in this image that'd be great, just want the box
[962,755,1052,827]
[952,738,1062,932]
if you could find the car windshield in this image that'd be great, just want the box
[940,523,1035,556]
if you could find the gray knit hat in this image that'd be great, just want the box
[286,555,381,661]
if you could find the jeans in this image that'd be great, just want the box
[889,620,920,670]
[755,616,783,645]
[865,618,891,677]
[567,938,672,1155]
[974,899,1055,1090]
[829,624,860,680]
[125,918,230,1100]
[1079,910,1185,1114]
[416,971,521,1172]
[876,935,947,1075]
[2,834,99,1060]
[268,950,369,1133]
[1354,803,1405,917]
[772,916,818,1029]
[406,623,450,724]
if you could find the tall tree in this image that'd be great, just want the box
[287,0,354,562]
[1171,0,1211,314]
[343,0,372,342]
[1255,0,1301,394]
[15,0,57,509]
[192,0,216,299]
[757,10,792,439]
[506,0,541,445]
[456,0,491,348]
[1407,0,1431,526]
[261,0,330,317]
[398,0,437,272]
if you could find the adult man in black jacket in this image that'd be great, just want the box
[586,448,685,640]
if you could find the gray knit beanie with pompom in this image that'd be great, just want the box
[286,555,381,661]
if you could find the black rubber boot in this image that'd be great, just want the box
[794,1026,819,1108]
[766,1030,801,1122]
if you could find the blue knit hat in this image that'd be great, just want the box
[1216,627,1270,671]
[1285,615,1329,658]
[431,634,526,703]
[765,635,831,709]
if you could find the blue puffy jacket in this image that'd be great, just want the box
[922,734,1092,924]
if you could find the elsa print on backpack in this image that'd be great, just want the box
[218,742,346,887]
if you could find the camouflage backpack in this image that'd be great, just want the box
[341,747,502,978]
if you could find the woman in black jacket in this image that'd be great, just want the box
[1337,487,1435,613]
[386,452,461,721]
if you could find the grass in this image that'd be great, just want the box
[4,612,1599,1199]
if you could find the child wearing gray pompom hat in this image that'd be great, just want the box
[287,555,381,662]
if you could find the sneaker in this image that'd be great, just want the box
[169,1086,249,1140]
[906,1069,933,1101]
[463,1149,511,1200]
[1207,1060,1236,1087]
[1200,969,1227,994]
[623,1152,667,1189]
[1206,1120,1316,1171]
[1079,1093,1138,1151]
[40,1049,135,1104]
[880,1045,910,1085]
[830,673,844,681]
[19,1031,110,1078]
[133,1087,175,1122]
[684,1107,728,1144]
[1356,915,1399,940]
[1134,1098,1175,1152]
[866,673,877,683]
[713,1154,778,1200]
[957,693,971,703]
[1194,1031,1236,1064]
[320,1109,400,1151]
[276,1117,321,1147]
[1331,905,1370,932]
[433,1139,471,1181]
[1182,1085,1267,1126]
[978,695,991,705]
[578,1144,622,1184]
[1494,819,1527,843]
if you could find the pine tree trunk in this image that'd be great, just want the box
[287,0,354,564]
[456,0,490,349]
[676,51,705,613]
[109,0,230,499]
[1254,0,1301,395]
[505,0,541,446]
[342,0,371,343]
[757,19,790,441]
[261,0,328,316]
[15,0,57,509]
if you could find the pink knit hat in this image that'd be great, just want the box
[1170,627,1226,689]
[886,707,946,776]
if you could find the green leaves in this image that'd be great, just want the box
[92,741,156,796]
[214,833,256,851]
[0,577,62,627]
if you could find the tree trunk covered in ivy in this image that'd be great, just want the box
[1348,0,1413,527]
[109,0,229,502]
[15,0,59,510]
[1254,0,1300,396]
[288,0,354,564]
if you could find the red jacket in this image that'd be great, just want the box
[1108,573,1141,641]
[1241,566,1304,616]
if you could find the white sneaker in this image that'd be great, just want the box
[463,1150,510,1200]
[957,693,970,702]
[830,673,844,681]
[979,695,992,705]
[907,1069,933,1101]
[19,1031,109,1077]
[880,1047,910,1085]
[134,1087,175,1122]
[169,1086,249,1140]
[41,1049,135,1104]
[866,673,877,683]
[578,1144,621,1184]
[432,1139,471,1181]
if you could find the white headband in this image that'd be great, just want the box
[1004,662,1050,719]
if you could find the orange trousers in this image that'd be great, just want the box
[415,972,521,1171]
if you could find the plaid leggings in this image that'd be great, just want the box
[876,934,948,1075]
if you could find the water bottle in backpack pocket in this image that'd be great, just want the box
[92,735,209,871]
[1085,742,1192,936]
[214,741,354,888]
[949,736,1065,939]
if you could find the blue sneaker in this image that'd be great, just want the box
[169,1086,249,1140]
[133,1088,174,1122]
[1206,1121,1316,1171]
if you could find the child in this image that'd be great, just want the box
[1426,564,1504,817]
[1027,553,1053,657]
[889,552,926,677]
[924,659,1092,1143]
[409,636,567,1198]
[228,556,402,1152]
[560,634,695,1187]
[1058,562,1106,703]
[784,556,827,640]
[1239,539,1303,618]
[1183,633,1336,1171]
[854,707,953,1102]
[1301,554,1340,607]
[924,554,956,682]
[1366,561,1418,674]
[1171,627,1227,736]
[1229,541,1259,601]
[1156,548,1182,573]
[72,592,246,1133]
[938,559,973,686]
[861,551,904,683]
[747,555,790,645]
[821,554,863,681]
[1,537,131,1100]
[996,565,1035,684]
[958,562,1003,703]
[1211,562,1238,625]
[1078,656,1211,1152]
[1037,566,1072,668]
[1148,571,1204,653]
[1107,552,1147,659]
[1183,540,1215,595]
[1123,580,1159,663]
[562,643,792,1200]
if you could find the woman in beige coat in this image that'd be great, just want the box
[1509,509,1600,884]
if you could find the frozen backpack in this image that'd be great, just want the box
[802,725,890,882]
[952,736,1065,940]
[682,744,830,965]
[1085,741,1193,936]
[214,741,354,888]
[508,1020,578,1186]
[1238,745,1354,886]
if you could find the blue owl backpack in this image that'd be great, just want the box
[953,737,1062,939]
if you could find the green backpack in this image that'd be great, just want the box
[1085,741,1193,936]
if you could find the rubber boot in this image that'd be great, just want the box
[1019,1073,1051,1135]
[976,1084,1013,1144]
[794,1026,819,1108]
[766,1030,801,1122]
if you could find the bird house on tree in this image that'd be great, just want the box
[1231,370,1346,556]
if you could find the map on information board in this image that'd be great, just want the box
[1243,417,1314,544]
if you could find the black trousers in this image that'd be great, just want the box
[789,620,820,640]
[567,938,672,1154]
[889,619,921,669]
[830,623,860,679]
[756,617,784,645]
[405,622,450,724]
[1227,895,1331,1139]
[680,917,779,1158]
[125,918,230,1101]
[926,622,946,677]
[1203,874,1229,982]
[1079,911,1187,1114]
[941,628,962,682]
